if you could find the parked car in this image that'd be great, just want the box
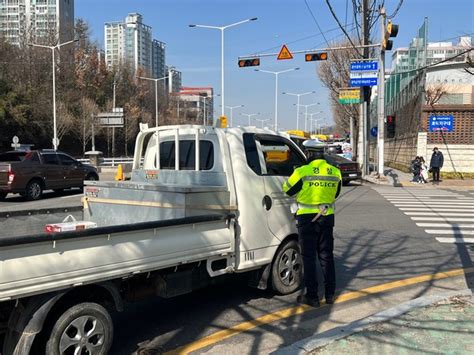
[0,150,99,200]
[324,153,361,185]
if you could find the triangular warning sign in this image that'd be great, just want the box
[277,44,293,60]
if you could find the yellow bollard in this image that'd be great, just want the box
[115,164,124,181]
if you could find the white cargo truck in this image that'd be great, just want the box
[0,125,309,354]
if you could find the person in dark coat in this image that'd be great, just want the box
[430,147,444,182]
[410,156,421,183]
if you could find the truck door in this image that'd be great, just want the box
[58,153,83,187]
[254,135,306,240]
[41,153,63,189]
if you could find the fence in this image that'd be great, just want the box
[77,157,135,167]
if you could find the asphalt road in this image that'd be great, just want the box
[104,183,473,354]
[2,183,473,353]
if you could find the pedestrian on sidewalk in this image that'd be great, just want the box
[410,156,421,183]
[419,157,429,184]
[283,140,342,307]
[430,147,444,183]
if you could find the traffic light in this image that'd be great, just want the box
[238,58,260,67]
[305,52,328,62]
[382,21,399,51]
[387,115,396,138]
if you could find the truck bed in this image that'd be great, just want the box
[83,180,235,227]
[0,214,234,301]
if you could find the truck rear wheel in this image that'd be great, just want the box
[25,180,43,200]
[45,302,113,355]
[271,239,303,295]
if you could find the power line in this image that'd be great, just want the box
[304,0,331,47]
[325,0,363,57]
[387,0,404,19]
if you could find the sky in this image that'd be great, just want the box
[76,0,473,131]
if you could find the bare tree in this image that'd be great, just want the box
[425,83,449,106]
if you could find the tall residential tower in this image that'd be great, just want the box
[0,0,74,45]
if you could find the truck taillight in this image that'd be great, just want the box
[7,171,14,183]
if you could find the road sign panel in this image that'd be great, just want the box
[339,88,360,104]
[350,61,378,71]
[429,115,454,132]
[349,71,378,79]
[277,44,293,60]
[97,112,124,127]
[370,126,378,137]
[350,78,378,87]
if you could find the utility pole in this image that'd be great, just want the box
[361,0,371,175]
[377,7,386,176]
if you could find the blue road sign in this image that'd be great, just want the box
[429,115,454,132]
[350,61,378,71]
[370,126,378,137]
[350,78,378,87]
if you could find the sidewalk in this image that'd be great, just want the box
[363,166,474,188]
[277,290,474,355]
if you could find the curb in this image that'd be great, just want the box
[273,288,473,355]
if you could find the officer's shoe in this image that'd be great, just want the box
[297,294,320,307]
[325,294,336,304]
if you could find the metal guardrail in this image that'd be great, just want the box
[77,157,135,167]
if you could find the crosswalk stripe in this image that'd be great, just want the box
[387,199,474,203]
[404,212,474,216]
[394,202,474,206]
[416,223,474,228]
[425,229,474,235]
[436,237,474,243]
[411,217,474,222]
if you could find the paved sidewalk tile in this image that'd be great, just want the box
[312,295,474,354]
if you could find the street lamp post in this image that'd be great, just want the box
[224,104,244,127]
[189,18,257,118]
[282,91,316,130]
[137,75,168,127]
[309,112,323,133]
[255,118,271,128]
[28,38,78,150]
[297,103,320,131]
[255,68,299,131]
[309,116,323,135]
[240,112,260,126]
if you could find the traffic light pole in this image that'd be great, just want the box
[377,8,386,176]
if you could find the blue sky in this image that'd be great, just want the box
[77,0,473,131]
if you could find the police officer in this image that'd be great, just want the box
[283,140,342,307]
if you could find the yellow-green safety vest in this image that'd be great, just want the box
[283,159,342,216]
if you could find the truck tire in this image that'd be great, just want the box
[271,239,303,295]
[45,302,113,355]
[25,179,43,200]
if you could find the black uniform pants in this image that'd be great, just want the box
[431,167,440,181]
[296,213,336,299]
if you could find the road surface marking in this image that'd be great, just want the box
[388,200,474,204]
[164,267,474,355]
[404,212,474,216]
[435,237,474,243]
[424,229,474,235]
[416,223,474,228]
[401,207,474,211]
[411,217,474,222]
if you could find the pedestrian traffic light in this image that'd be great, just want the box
[238,58,260,67]
[387,115,396,138]
[382,21,399,51]
[305,52,328,62]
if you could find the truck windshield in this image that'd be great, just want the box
[0,152,28,162]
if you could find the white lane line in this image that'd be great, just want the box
[425,229,474,235]
[416,223,474,228]
[60,194,82,199]
[387,199,474,203]
[404,212,474,216]
[411,217,474,222]
[394,202,474,206]
[436,237,474,243]
[400,208,474,211]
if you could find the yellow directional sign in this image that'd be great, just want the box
[277,44,293,60]
[339,88,360,104]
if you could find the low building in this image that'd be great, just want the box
[172,87,214,125]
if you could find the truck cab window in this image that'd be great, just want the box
[42,153,59,165]
[158,140,214,170]
[259,139,305,176]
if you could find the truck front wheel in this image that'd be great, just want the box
[45,302,113,355]
[271,239,303,295]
